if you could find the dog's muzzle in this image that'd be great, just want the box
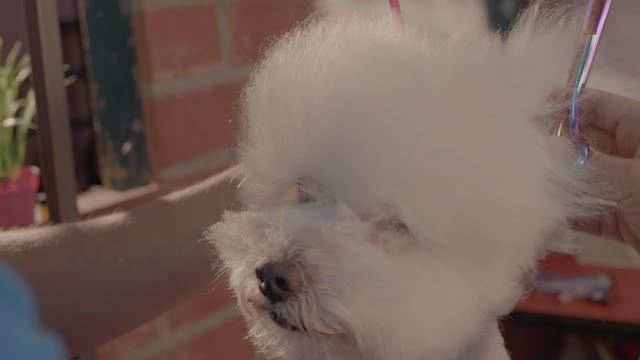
[255,261,303,331]
[255,261,302,304]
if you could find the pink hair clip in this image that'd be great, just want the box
[389,0,403,20]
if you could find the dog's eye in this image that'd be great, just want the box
[281,185,300,204]
[279,182,317,204]
[297,186,316,204]
[297,178,323,204]
[373,217,409,234]
[368,216,414,254]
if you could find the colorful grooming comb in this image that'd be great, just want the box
[557,0,613,165]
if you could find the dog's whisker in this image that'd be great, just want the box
[290,261,310,288]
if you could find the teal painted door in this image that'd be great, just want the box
[81,0,150,190]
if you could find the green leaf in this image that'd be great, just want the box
[16,89,36,166]
[64,74,78,86]
[15,56,31,86]
[0,36,75,178]
[9,99,24,116]
[5,41,22,71]
[20,88,36,124]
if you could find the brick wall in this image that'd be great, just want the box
[131,0,311,182]
[94,0,311,359]
[96,281,254,360]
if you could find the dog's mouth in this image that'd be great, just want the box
[269,310,300,332]
[246,297,301,332]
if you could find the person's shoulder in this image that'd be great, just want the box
[0,261,67,359]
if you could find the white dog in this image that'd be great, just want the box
[209,1,634,359]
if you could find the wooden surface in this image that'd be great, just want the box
[77,166,224,219]
[516,254,640,328]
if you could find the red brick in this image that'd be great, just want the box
[168,287,236,329]
[151,317,253,360]
[227,0,311,64]
[144,81,244,168]
[96,320,159,359]
[132,6,222,83]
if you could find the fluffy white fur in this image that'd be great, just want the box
[209,1,634,359]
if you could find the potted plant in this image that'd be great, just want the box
[0,36,75,229]
[0,37,41,229]
[0,37,76,229]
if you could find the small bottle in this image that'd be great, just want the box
[34,193,49,225]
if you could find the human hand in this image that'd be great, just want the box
[572,90,640,252]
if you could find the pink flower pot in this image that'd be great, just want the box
[0,166,41,229]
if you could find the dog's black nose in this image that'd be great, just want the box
[255,262,301,304]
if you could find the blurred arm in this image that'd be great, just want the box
[0,165,242,355]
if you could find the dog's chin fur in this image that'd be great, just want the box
[209,1,637,359]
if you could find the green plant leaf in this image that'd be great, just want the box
[9,99,24,116]
[64,74,78,86]
[15,57,31,86]
[1,41,22,88]
[19,88,36,124]
[2,117,35,128]
[16,89,36,166]
[5,41,22,71]
[0,36,75,179]
[0,40,25,179]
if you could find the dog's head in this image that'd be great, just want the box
[211,185,520,360]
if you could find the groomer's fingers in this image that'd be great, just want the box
[582,90,640,158]
[571,214,622,244]
[619,212,640,253]
[589,149,636,199]
[588,149,640,250]
[545,136,622,239]
[545,89,636,156]
[585,127,617,156]
[548,89,640,250]
[568,149,622,241]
